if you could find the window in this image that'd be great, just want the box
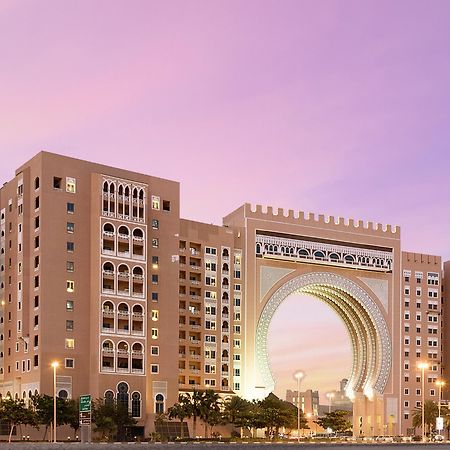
[151,364,159,374]
[234,339,241,348]
[155,394,164,414]
[67,242,74,252]
[67,202,75,213]
[151,292,158,302]
[35,236,40,249]
[151,328,158,339]
[34,177,40,190]
[205,247,217,255]
[151,346,159,356]
[151,196,160,210]
[34,355,39,367]
[152,238,159,248]
[152,219,159,229]
[131,392,141,418]
[162,200,171,211]
[66,261,75,272]
[151,310,159,321]
[53,177,62,189]
[35,216,40,229]
[404,287,410,295]
[234,298,241,307]
[65,358,74,368]
[205,276,216,286]
[152,256,159,269]
[66,280,74,292]
[67,222,74,233]
[66,300,74,311]
[34,296,39,308]
[234,368,240,376]
[34,315,39,327]
[66,177,76,193]
[34,275,39,288]
[66,320,74,331]
[65,338,75,349]
[35,196,40,209]
[152,274,158,284]
[404,388,409,395]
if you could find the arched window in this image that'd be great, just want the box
[118,185,124,196]
[133,228,144,238]
[132,392,141,417]
[132,188,138,199]
[329,253,339,262]
[133,266,143,277]
[298,249,309,257]
[344,255,355,263]
[103,262,114,273]
[102,340,114,350]
[34,177,40,190]
[139,190,144,200]
[155,394,164,414]
[314,251,325,259]
[109,183,115,194]
[118,225,129,237]
[105,390,114,406]
[117,382,129,409]
[103,182,109,192]
[58,389,69,399]
[103,301,114,312]
[103,223,114,234]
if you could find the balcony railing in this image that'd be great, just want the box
[132,236,144,242]
[117,367,129,373]
[102,310,115,317]
[131,367,144,374]
[190,265,201,271]
[133,254,145,261]
[131,329,144,336]
[102,248,115,256]
[117,349,129,355]
[101,366,115,372]
[102,327,114,333]
[118,272,130,279]
[132,292,145,299]
[118,233,130,240]
[117,311,130,318]
[102,348,114,354]
[117,251,131,258]
[117,328,129,335]
[117,289,130,297]
[103,231,115,237]
[102,288,115,294]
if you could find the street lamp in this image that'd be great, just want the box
[417,362,429,443]
[326,392,335,413]
[294,370,305,443]
[51,361,59,443]
[436,380,445,437]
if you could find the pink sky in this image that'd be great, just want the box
[1,0,450,400]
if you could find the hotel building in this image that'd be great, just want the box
[0,151,448,436]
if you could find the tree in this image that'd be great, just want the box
[199,390,221,438]
[0,397,38,443]
[168,395,191,439]
[182,389,203,438]
[92,398,137,441]
[223,396,253,437]
[413,400,439,435]
[258,394,304,437]
[315,410,352,434]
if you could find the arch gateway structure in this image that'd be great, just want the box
[223,204,403,436]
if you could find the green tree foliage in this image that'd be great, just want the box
[168,394,191,438]
[92,398,137,441]
[315,410,352,433]
[199,390,221,437]
[0,397,38,442]
[413,400,439,435]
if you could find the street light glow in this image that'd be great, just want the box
[436,380,445,387]
[417,361,429,370]
[51,361,59,369]
[294,370,305,380]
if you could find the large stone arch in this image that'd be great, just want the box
[255,271,391,401]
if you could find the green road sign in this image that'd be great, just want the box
[79,394,92,412]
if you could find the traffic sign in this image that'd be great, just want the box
[80,394,92,412]
[436,416,444,431]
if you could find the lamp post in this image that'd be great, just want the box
[51,361,59,443]
[417,362,429,443]
[326,392,335,413]
[294,370,305,443]
[436,380,445,437]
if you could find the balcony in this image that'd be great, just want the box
[117,251,131,258]
[102,310,115,318]
[118,233,130,241]
[117,289,130,297]
[102,248,115,256]
[117,328,130,335]
[132,235,144,242]
[190,280,201,285]
[117,349,129,356]
[190,354,201,360]
[102,348,114,354]
[117,367,129,373]
[117,311,130,318]
[118,272,130,279]
[132,274,144,280]
[131,367,144,374]
[132,311,144,318]
[103,231,115,238]
[131,329,144,336]
[102,326,114,334]
[101,366,115,372]
[102,288,115,295]
[133,254,145,261]
[190,265,201,271]
[132,292,145,299]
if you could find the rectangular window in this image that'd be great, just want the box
[151,310,159,321]
[67,202,75,213]
[151,292,158,302]
[67,222,74,233]
[234,339,241,348]
[205,247,217,255]
[53,177,62,189]
[152,274,158,284]
[35,216,40,229]
[151,364,159,374]
[205,276,216,286]
[35,236,40,249]
[66,280,74,292]
[152,238,159,248]
[66,300,74,311]
[66,320,74,331]
[65,338,75,349]
[65,358,74,368]
[67,241,74,252]
[152,219,159,229]
[151,328,158,339]
[234,270,241,279]
[151,346,159,356]
[66,177,76,193]
[151,196,160,210]
[67,261,74,272]
[162,200,171,211]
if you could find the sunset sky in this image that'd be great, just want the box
[1,0,450,402]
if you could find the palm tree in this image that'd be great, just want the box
[412,400,438,436]
[223,396,252,437]
[199,390,221,438]
[168,395,191,439]
[183,389,203,438]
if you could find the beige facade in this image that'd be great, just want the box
[0,151,447,437]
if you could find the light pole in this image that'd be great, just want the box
[436,380,445,437]
[418,362,429,443]
[294,370,305,443]
[326,392,335,413]
[51,361,59,443]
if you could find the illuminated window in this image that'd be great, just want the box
[151,346,159,356]
[65,338,75,349]
[151,310,159,321]
[66,280,74,292]
[151,196,160,210]
[151,328,158,339]
[66,177,76,193]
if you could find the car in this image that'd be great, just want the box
[432,434,444,442]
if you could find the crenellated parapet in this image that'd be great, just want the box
[241,203,400,237]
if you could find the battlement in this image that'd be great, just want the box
[241,203,400,237]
